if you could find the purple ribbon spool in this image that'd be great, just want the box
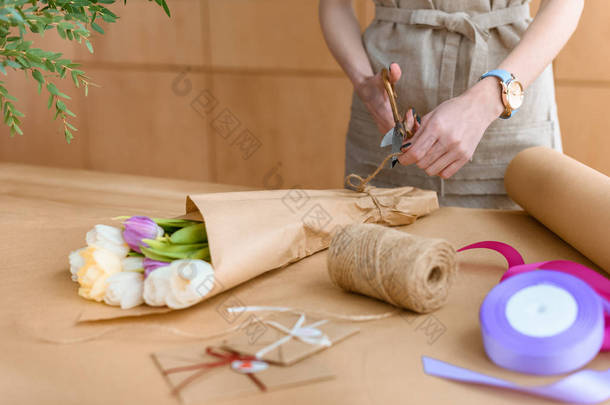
[480,270,604,375]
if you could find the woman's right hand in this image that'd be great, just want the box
[353,62,402,135]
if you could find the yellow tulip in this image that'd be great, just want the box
[75,246,122,302]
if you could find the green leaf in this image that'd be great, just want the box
[5,60,20,69]
[15,56,30,68]
[32,69,44,84]
[3,93,17,102]
[46,82,60,96]
[158,0,171,17]
[71,71,79,87]
[64,127,73,143]
[85,40,93,54]
[44,59,55,72]
[56,99,66,111]
[91,22,104,34]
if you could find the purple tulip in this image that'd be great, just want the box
[143,258,169,278]
[123,216,163,253]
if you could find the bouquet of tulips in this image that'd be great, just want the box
[69,216,215,310]
[69,186,438,319]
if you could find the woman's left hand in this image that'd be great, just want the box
[398,77,505,178]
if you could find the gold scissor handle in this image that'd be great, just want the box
[381,67,401,123]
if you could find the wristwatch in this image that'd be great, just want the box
[480,69,524,119]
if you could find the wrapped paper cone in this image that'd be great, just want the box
[221,312,360,365]
[153,345,334,404]
[504,147,610,273]
[185,186,437,302]
[77,186,437,321]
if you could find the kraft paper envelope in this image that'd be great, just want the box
[221,312,360,365]
[153,344,334,404]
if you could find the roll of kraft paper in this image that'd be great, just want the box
[480,270,605,375]
[504,146,610,273]
[327,224,457,313]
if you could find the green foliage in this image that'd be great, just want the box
[0,0,170,143]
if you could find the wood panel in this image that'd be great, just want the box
[82,68,213,181]
[0,65,88,168]
[207,0,342,71]
[556,85,610,175]
[209,73,353,189]
[76,0,208,66]
[554,0,610,82]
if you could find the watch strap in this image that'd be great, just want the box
[481,69,518,119]
[480,69,513,84]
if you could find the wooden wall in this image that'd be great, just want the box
[1,0,608,190]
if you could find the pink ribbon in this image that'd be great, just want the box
[457,241,610,350]
[423,241,610,403]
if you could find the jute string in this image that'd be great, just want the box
[328,223,457,313]
[345,152,401,191]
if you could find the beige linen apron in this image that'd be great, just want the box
[345,0,562,209]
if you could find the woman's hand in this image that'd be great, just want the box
[354,63,403,135]
[398,77,505,178]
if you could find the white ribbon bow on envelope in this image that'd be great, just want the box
[255,313,332,359]
[227,306,332,360]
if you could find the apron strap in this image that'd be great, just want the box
[374,5,531,103]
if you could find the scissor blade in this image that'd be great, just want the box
[391,126,402,167]
[380,128,394,147]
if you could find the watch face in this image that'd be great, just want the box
[506,81,524,109]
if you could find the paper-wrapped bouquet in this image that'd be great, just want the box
[69,185,438,316]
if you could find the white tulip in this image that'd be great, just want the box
[143,259,215,309]
[86,224,129,257]
[69,248,86,282]
[103,271,144,309]
[142,265,172,307]
[121,256,144,272]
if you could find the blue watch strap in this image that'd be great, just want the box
[480,69,512,84]
[480,69,516,119]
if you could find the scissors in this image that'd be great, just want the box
[379,67,415,168]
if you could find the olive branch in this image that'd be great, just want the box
[0,0,170,143]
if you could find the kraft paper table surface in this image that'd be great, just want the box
[1,162,609,405]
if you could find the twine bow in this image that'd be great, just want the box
[344,152,402,224]
[345,152,401,192]
[163,347,267,394]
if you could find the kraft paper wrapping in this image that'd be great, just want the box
[78,186,437,321]
[185,186,438,298]
[504,147,610,273]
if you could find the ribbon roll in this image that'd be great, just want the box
[480,270,605,375]
[459,241,610,351]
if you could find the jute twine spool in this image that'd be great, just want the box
[327,223,457,313]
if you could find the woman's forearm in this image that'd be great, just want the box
[466,0,584,119]
[498,0,584,88]
[318,0,373,86]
